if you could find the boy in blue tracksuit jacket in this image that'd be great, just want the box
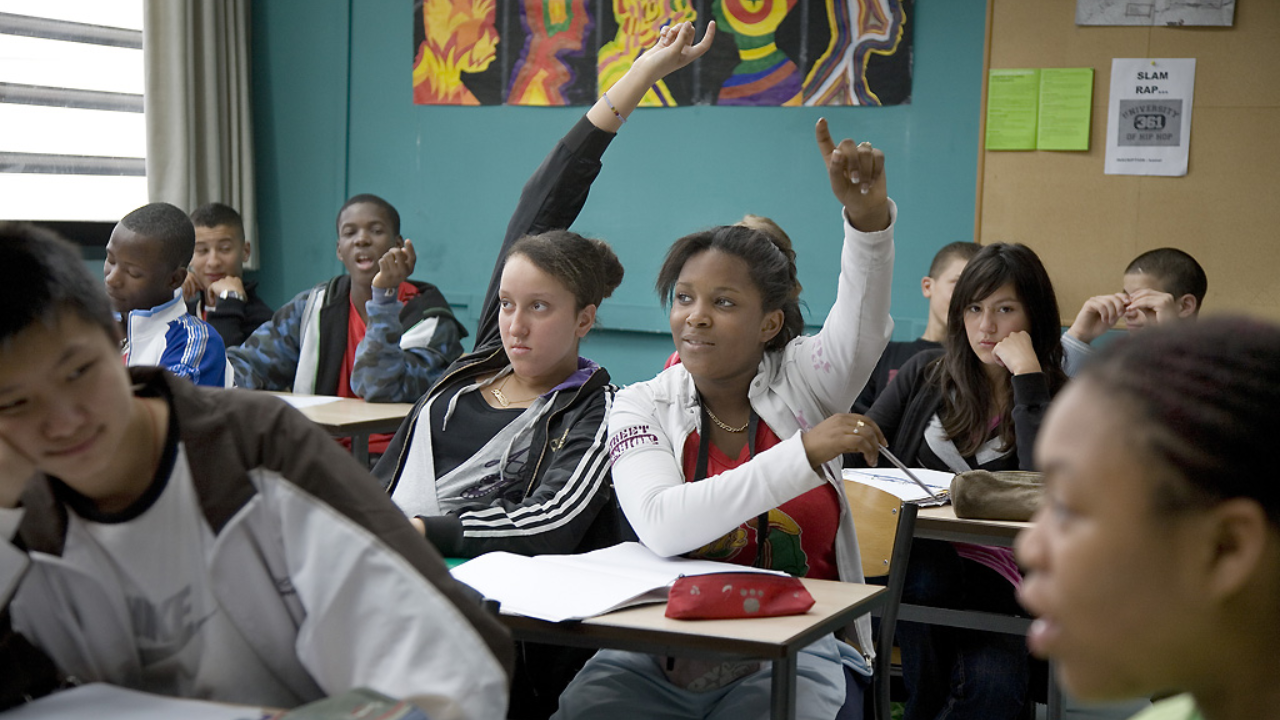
[105,202,228,387]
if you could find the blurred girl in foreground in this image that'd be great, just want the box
[1018,318,1280,720]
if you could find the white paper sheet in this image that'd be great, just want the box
[275,395,341,409]
[843,468,954,504]
[1104,58,1196,176]
[0,683,265,719]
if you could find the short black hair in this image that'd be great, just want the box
[119,202,196,270]
[0,222,117,346]
[337,194,400,236]
[928,241,981,278]
[190,202,245,239]
[1125,248,1207,308]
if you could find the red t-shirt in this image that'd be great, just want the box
[680,422,841,580]
[336,282,420,455]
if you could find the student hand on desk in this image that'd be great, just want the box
[0,435,35,508]
[992,330,1042,375]
[815,118,890,233]
[372,238,417,290]
[1067,292,1130,344]
[803,413,885,471]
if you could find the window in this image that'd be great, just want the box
[0,0,145,223]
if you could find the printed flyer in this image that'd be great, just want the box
[1104,58,1195,176]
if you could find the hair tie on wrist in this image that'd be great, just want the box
[603,92,626,124]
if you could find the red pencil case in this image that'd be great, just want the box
[665,572,815,620]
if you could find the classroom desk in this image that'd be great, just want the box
[501,578,886,720]
[900,505,1064,720]
[270,393,413,465]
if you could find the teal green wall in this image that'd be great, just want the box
[252,0,987,386]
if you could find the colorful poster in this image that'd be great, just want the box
[1104,58,1196,176]
[412,0,913,107]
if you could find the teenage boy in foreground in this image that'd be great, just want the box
[0,224,512,719]
[1062,247,1207,376]
[184,202,274,346]
[105,202,228,387]
[228,194,466,406]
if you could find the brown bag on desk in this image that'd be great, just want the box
[949,470,1044,521]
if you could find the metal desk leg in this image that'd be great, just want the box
[1047,659,1065,720]
[352,433,370,467]
[771,654,797,720]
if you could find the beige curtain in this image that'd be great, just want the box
[143,0,258,268]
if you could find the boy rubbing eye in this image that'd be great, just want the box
[184,202,275,347]
[1063,247,1207,376]
[0,223,513,718]
[105,202,229,387]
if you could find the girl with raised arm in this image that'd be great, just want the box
[375,20,716,560]
[554,121,897,720]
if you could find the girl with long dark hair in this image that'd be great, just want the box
[862,242,1067,720]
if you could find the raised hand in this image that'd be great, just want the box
[589,21,716,132]
[633,20,717,82]
[1067,292,1130,343]
[803,413,887,469]
[815,118,890,232]
[372,238,417,291]
[992,330,1042,375]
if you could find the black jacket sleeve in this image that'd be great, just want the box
[472,116,616,351]
[1010,371,1053,471]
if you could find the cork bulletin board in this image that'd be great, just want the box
[975,0,1280,323]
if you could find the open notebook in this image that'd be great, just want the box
[450,542,784,623]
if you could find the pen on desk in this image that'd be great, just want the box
[876,444,943,502]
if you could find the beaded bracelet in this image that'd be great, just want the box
[602,92,626,124]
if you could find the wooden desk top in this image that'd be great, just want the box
[501,578,885,661]
[268,392,414,435]
[914,505,1032,548]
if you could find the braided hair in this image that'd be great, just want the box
[1081,316,1279,526]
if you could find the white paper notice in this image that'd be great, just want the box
[1076,0,1235,27]
[1105,58,1195,176]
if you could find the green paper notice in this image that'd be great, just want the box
[986,69,1040,151]
[1038,68,1093,150]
